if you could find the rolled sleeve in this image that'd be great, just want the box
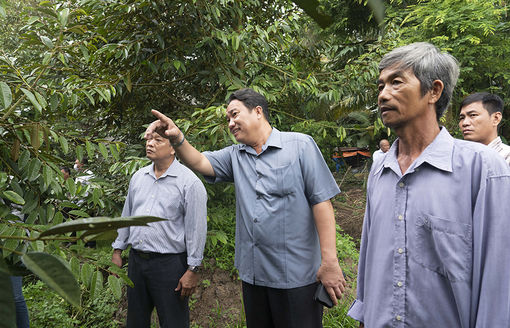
[347,299,364,322]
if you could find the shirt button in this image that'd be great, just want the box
[396,315,402,321]
[257,194,261,199]
[398,248,404,254]
[398,215,403,221]
[253,218,258,223]
[397,281,403,287]
[399,182,405,188]
[254,243,259,247]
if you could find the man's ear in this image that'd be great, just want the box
[492,111,502,127]
[428,80,444,105]
[255,105,263,118]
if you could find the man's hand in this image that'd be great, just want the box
[111,249,123,268]
[145,110,182,144]
[316,259,346,306]
[175,270,199,298]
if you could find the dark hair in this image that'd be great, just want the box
[460,92,503,115]
[60,166,71,175]
[379,42,459,119]
[227,88,270,123]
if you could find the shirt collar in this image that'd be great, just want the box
[239,127,282,155]
[488,136,502,148]
[145,159,180,179]
[378,127,454,176]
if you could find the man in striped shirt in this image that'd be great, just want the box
[459,92,510,165]
[112,132,207,328]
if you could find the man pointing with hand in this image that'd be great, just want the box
[147,88,346,328]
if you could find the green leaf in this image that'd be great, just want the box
[42,53,51,65]
[50,93,59,111]
[232,35,240,51]
[2,190,25,205]
[68,210,89,218]
[58,8,70,27]
[22,252,80,307]
[53,211,64,225]
[98,143,109,159]
[1,226,19,258]
[27,158,42,182]
[82,90,95,105]
[0,172,7,188]
[39,216,165,237]
[124,73,132,92]
[109,143,119,161]
[0,271,16,328]
[0,81,12,109]
[108,275,122,300]
[90,270,103,299]
[40,36,54,49]
[45,204,55,223]
[42,165,53,191]
[69,257,80,280]
[65,178,76,197]
[80,262,93,289]
[59,135,69,154]
[34,91,48,109]
[85,140,94,159]
[20,88,42,114]
[76,145,83,162]
[17,149,30,170]
[82,230,118,242]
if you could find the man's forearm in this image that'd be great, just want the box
[172,137,215,177]
[313,200,338,261]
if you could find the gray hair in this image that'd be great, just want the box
[379,42,460,119]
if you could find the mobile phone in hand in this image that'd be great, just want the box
[313,283,333,308]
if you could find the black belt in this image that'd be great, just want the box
[131,248,184,259]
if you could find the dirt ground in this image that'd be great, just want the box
[115,170,367,327]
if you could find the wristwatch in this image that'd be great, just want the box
[188,265,200,273]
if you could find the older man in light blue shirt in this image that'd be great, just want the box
[348,42,510,327]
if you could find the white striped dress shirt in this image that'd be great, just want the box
[112,160,207,266]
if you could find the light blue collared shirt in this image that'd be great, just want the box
[348,128,510,327]
[112,160,207,266]
[203,128,340,289]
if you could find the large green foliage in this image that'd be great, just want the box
[1,0,509,325]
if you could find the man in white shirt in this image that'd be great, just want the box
[372,139,390,163]
[459,92,510,164]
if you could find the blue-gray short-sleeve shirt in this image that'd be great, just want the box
[203,128,340,288]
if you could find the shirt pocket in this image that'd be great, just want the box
[414,214,472,282]
[263,163,298,197]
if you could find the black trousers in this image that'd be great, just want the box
[242,281,323,328]
[126,249,189,328]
